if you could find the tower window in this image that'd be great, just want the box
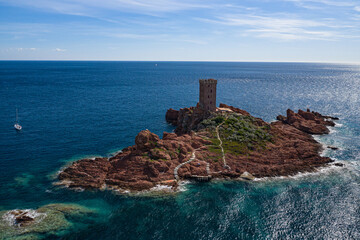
[211,90,212,93]
[208,95,210,98]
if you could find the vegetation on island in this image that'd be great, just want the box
[199,113,273,155]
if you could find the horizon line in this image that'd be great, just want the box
[0,60,359,65]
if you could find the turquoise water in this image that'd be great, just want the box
[0,61,359,239]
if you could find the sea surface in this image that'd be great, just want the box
[0,61,359,239]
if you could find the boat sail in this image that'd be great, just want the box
[14,108,22,131]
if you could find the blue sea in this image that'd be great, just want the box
[0,61,359,239]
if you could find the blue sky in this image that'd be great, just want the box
[0,0,360,62]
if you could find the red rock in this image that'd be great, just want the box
[162,132,177,140]
[218,103,250,116]
[149,148,171,161]
[298,109,315,120]
[165,108,179,125]
[276,108,335,134]
[135,130,160,150]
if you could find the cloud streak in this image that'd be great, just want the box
[54,48,66,52]
[197,13,349,41]
[0,0,210,17]
[3,48,37,52]
[284,0,358,8]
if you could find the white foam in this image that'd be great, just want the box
[73,187,85,192]
[269,119,277,123]
[176,180,191,192]
[312,135,328,156]
[149,184,173,192]
[253,161,352,182]
[108,149,123,158]
[335,123,343,127]
[329,127,337,134]
[53,179,73,188]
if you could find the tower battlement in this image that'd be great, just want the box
[199,79,217,111]
[199,79,217,84]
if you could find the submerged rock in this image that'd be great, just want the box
[3,209,40,227]
[327,145,339,150]
[0,203,96,240]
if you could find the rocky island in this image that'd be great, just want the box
[57,79,339,192]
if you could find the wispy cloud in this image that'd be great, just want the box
[0,0,210,17]
[181,39,207,45]
[108,33,162,39]
[355,6,360,12]
[104,31,207,44]
[284,0,358,8]
[197,14,347,41]
[0,23,50,39]
[278,0,360,12]
[3,47,37,52]
[54,48,66,52]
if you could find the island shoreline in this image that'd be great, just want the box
[56,103,341,194]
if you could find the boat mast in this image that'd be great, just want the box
[16,108,18,123]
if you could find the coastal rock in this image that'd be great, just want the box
[149,148,171,161]
[276,109,335,134]
[58,157,110,189]
[165,103,211,134]
[240,171,255,180]
[135,130,160,151]
[165,108,179,125]
[298,109,315,120]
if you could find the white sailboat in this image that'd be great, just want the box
[14,108,22,131]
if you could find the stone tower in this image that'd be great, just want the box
[199,79,217,111]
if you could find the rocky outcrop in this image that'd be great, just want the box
[168,103,211,134]
[58,157,111,189]
[276,109,336,134]
[218,103,251,116]
[58,105,337,193]
[135,129,160,151]
[165,108,179,125]
[58,130,212,191]
[240,172,255,180]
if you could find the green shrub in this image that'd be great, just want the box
[201,112,273,155]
